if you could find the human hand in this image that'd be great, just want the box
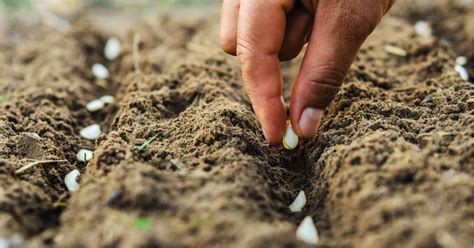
[220,0,394,145]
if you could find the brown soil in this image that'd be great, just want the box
[0,2,473,248]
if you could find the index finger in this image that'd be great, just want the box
[237,0,293,145]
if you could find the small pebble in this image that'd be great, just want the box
[296,216,319,245]
[455,56,467,66]
[289,190,307,212]
[455,64,469,81]
[384,45,407,57]
[104,37,122,61]
[86,99,105,112]
[80,124,101,140]
[414,21,432,38]
[283,121,299,150]
[92,63,109,79]
[99,95,115,104]
[64,169,80,192]
[76,149,93,162]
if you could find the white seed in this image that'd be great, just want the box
[296,216,319,245]
[99,95,115,104]
[289,191,307,212]
[414,21,431,38]
[455,64,469,81]
[92,63,109,79]
[104,37,122,61]
[64,169,80,192]
[455,56,467,66]
[283,121,299,150]
[86,99,105,112]
[76,149,93,162]
[384,45,407,57]
[80,124,101,140]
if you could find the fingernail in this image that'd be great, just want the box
[298,108,323,139]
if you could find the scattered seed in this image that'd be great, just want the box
[64,169,80,192]
[99,95,115,104]
[104,37,122,61]
[455,56,467,66]
[76,149,93,162]
[296,216,319,245]
[283,121,299,150]
[92,63,109,79]
[15,160,67,174]
[414,21,431,38]
[86,99,105,112]
[455,64,469,81]
[384,45,407,57]
[289,191,307,213]
[80,124,101,140]
[134,133,159,154]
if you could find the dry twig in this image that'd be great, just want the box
[15,160,67,174]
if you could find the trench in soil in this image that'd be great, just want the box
[1,2,473,247]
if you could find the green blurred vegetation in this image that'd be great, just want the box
[1,0,31,9]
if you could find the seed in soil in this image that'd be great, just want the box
[104,37,121,61]
[76,149,93,162]
[384,45,407,57]
[134,133,159,154]
[64,169,80,192]
[99,95,115,104]
[296,216,319,245]
[92,63,109,79]
[80,124,101,140]
[283,121,298,150]
[0,95,7,102]
[86,99,105,112]
[289,190,307,212]
[455,56,467,66]
[414,20,431,38]
[455,64,469,81]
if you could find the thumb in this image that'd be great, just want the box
[290,0,388,139]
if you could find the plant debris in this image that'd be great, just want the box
[134,218,151,230]
[15,160,67,174]
[134,133,159,154]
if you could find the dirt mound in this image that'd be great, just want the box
[0,2,473,247]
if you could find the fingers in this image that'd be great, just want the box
[279,4,313,61]
[237,0,293,145]
[290,0,387,139]
[220,0,240,55]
